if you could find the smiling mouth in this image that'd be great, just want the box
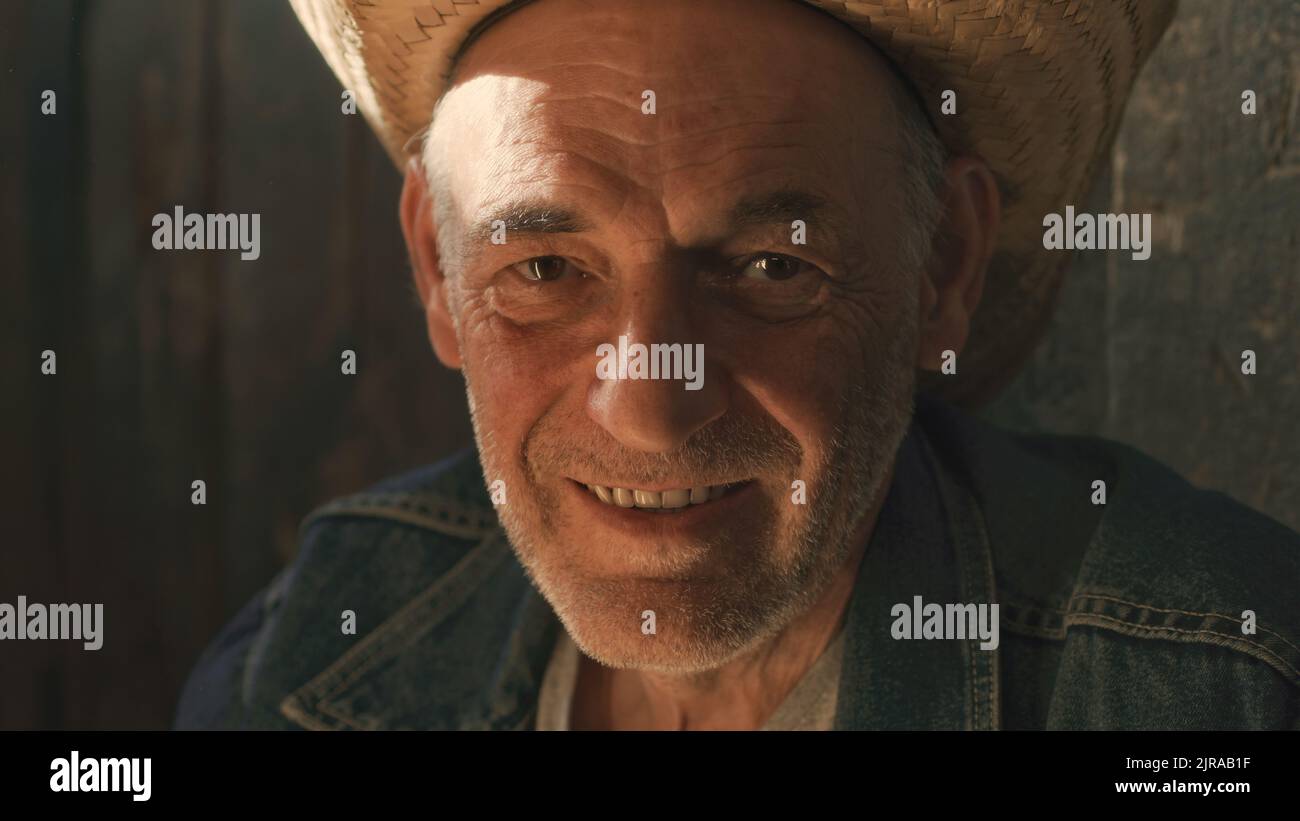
[579,481,749,512]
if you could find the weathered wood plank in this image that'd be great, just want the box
[213,0,473,612]
[62,0,219,728]
[0,0,74,731]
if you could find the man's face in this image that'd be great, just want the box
[423,0,924,673]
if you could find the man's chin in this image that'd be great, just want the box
[535,573,791,674]
[498,487,840,673]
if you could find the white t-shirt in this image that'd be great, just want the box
[534,628,846,730]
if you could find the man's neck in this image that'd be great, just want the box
[568,495,884,731]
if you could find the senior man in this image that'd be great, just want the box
[177,0,1300,730]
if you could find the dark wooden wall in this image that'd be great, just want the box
[0,0,1295,729]
[1,0,474,729]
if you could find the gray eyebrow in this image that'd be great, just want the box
[726,189,856,253]
[466,201,592,246]
[728,189,833,230]
[460,188,844,255]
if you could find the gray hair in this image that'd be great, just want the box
[886,73,949,275]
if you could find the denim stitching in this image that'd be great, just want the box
[917,430,978,728]
[315,697,382,731]
[299,491,499,540]
[969,499,1001,729]
[280,695,348,731]
[1075,593,1300,658]
[1002,594,1300,657]
[1074,596,1300,682]
[317,531,508,700]
[999,596,1300,685]
[278,530,510,730]
[918,426,999,729]
[1069,613,1300,682]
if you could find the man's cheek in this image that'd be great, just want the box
[460,300,584,381]
[728,362,842,471]
[458,316,539,396]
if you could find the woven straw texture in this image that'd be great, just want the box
[289,0,1177,405]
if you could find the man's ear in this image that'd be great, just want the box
[915,156,1000,371]
[399,157,462,369]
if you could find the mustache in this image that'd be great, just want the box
[524,411,803,486]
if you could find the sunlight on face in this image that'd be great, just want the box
[425,0,923,673]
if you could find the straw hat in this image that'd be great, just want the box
[290,0,1177,405]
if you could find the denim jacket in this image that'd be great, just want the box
[175,397,1300,729]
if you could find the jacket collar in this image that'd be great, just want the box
[280,526,561,730]
[281,401,999,730]
[833,412,1000,729]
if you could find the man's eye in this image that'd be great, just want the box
[512,256,579,282]
[738,253,809,281]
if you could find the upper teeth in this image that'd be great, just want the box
[586,483,730,510]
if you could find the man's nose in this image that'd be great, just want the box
[586,296,727,454]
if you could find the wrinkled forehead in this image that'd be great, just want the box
[424,0,905,233]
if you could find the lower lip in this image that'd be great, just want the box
[565,479,757,535]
